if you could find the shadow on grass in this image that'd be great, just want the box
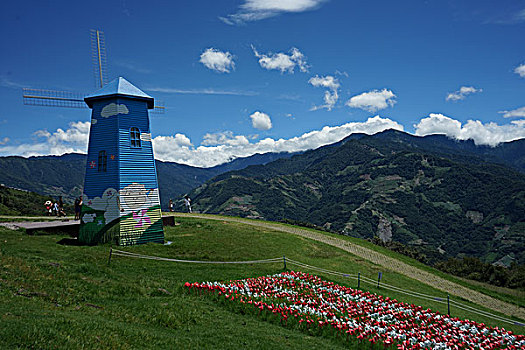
[57,237,83,246]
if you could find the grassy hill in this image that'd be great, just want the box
[190,131,525,268]
[0,215,522,349]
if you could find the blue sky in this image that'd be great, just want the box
[1,0,524,167]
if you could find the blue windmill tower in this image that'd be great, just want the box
[79,77,164,245]
[22,30,165,246]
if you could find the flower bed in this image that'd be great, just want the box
[185,271,524,349]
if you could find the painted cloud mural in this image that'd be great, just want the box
[82,183,159,226]
[101,103,129,118]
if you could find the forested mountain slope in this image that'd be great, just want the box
[190,130,525,266]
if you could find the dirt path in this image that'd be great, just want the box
[173,213,524,320]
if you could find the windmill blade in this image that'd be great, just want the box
[23,88,86,108]
[91,29,108,88]
[151,100,166,114]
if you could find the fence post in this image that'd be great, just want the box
[108,246,113,266]
[358,272,361,289]
[447,294,450,316]
[377,272,382,288]
[283,255,287,270]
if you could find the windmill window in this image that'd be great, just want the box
[98,150,107,172]
[130,127,141,148]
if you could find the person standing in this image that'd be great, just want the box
[74,197,81,220]
[184,195,192,213]
[45,200,52,216]
[169,199,174,212]
[58,196,66,217]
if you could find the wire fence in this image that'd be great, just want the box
[109,248,524,327]
[111,249,282,265]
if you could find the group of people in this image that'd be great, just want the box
[43,196,83,219]
[45,195,190,218]
[44,196,66,217]
[169,195,192,213]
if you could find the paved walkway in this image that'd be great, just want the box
[0,217,80,235]
[0,215,76,220]
[0,220,79,229]
[172,213,524,320]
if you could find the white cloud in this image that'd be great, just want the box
[446,86,483,101]
[3,115,524,168]
[0,137,9,145]
[414,114,462,137]
[511,119,525,127]
[146,86,257,96]
[202,131,250,146]
[199,48,235,73]
[309,75,340,111]
[101,103,129,118]
[308,75,339,90]
[252,45,308,73]
[220,0,327,25]
[249,111,273,130]
[514,64,525,78]
[153,133,193,147]
[0,121,90,157]
[414,113,525,146]
[152,116,403,167]
[346,89,397,113]
[242,0,325,12]
[499,106,525,118]
[323,91,339,109]
[35,121,90,145]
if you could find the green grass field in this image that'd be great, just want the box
[0,216,523,349]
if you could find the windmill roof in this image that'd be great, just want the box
[84,77,154,109]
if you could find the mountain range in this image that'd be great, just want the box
[0,151,294,209]
[189,130,525,266]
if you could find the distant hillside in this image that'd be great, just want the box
[190,130,525,266]
[0,184,73,216]
[0,152,295,208]
[0,153,86,204]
